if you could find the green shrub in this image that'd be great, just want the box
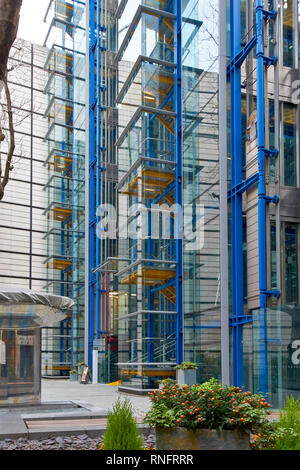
[175,361,198,370]
[159,378,177,386]
[102,398,144,450]
[273,396,300,450]
[251,396,300,450]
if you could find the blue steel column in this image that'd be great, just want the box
[230,0,244,387]
[229,0,278,392]
[175,0,183,364]
[256,0,269,396]
[96,0,101,346]
[255,0,279,395]
[89,0,96,369]
[71,0,76,367]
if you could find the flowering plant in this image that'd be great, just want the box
[143,378,271,433]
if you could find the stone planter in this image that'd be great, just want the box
[176,369,197,386]
[156,427,250,451]
[69,373,78,382]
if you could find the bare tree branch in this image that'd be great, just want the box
[1,75,15,190]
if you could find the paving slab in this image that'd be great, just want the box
[0,379,151,440]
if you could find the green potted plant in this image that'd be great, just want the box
[175,361,198,386]
[143,378,272,450]
[69,368,78,381]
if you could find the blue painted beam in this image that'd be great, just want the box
[227,34,257,76]
[228,172,259,199]
[255,0,278,396]
[150,278,176,294]
[175,0,183,365]
[230,0,244,388]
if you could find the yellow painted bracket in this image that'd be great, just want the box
[109,380,122,386]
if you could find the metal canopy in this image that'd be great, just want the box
[0,289,74,310]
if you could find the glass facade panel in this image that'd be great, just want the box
[283,102,297,187]
[284,224,299,304]
[252,305,300,409]
[182,1,221,382]
[0,328,41,406]
[282,0,295,68]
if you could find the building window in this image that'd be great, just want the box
[282,102,297,187]
[282,0,295,68]
[284,223,299,304]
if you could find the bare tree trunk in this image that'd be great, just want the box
[0,0,22,201]
[0,0,22,80]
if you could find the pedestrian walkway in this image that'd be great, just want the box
[41,378,151,417]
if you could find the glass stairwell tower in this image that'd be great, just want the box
[89,0,223,391]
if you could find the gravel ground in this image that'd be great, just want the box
[0,433,156,451]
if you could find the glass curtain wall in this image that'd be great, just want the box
[115,0,178,389]
[42,0,85,375]
[183,1,221,383]
[72,0,86,368]
[88,0,119,383]
[238,0,300,407]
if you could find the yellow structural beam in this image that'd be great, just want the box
[161,285,176,305]
[46,258,72,271]
[121,369,176,377]
[157,114,175,135]
[52,206,72,223]
[52,154,72,173]
[121,167,175,199]
[52,365,71,371]
[163,17,174,32]
[121,267,175,286]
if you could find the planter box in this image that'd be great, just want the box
[69,374,78,382]
[156,427,250,451]
[176,369,197,386]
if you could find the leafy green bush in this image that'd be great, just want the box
[251,396,300,450]
[143,378,271,433]
[273,396,300,450]
[159,378,177,386]
[102,398,144,450]
[175,361,198,370]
